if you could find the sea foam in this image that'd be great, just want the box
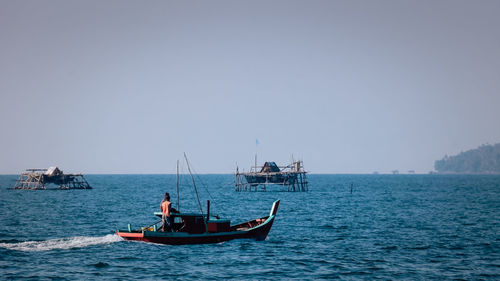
[0,234,123,252]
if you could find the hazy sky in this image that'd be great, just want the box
[1,0,499,174]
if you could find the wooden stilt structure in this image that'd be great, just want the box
[13,167,92,190]
[235,160,308,192]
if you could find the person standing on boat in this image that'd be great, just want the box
[161,192,175,231]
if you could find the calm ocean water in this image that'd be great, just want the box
[0,174,498,280]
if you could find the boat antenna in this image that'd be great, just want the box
[254,153,257,172]
[176,159,180,211]
[184,153,204,215]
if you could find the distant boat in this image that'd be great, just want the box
[235,159,308,191]
[13,166,92,190]
[116,200,280,245]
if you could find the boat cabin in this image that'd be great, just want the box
[154,212,230,234]
[260,162,280,173]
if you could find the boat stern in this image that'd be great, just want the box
[115,230,144,240]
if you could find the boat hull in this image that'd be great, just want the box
[116,215,275,245]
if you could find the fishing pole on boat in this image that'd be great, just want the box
[183,158,224,218]
[184,160,215,201]
[184,153,204,215]
[176,160,180,211]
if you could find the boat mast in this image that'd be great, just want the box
[184,153,204,215]
[254,154,257,172]
[176,159,180,211]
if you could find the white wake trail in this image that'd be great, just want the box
[0,234,123,252]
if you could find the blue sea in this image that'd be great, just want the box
[0,174,499,280]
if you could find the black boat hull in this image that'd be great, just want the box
[116,200,279,245]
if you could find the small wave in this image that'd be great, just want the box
[409,245,431,250]
[381,245,398,251]
[319,224,334,229]
[117,256,139,261]
[92,262,110,268]
[0,234,123,252]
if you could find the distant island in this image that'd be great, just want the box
[434,143,500,174]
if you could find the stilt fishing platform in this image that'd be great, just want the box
[13,166,92,190]
[235,160,308,191]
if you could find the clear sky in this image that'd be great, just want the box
[1,0,499,174]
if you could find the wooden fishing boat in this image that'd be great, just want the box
[116,200,280,245]
[117,155,280,245]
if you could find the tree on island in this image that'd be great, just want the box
[434,143,500,174]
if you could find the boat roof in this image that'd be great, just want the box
[45,166,62,176]
[260,162,280,173]
[154,212,205,218]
